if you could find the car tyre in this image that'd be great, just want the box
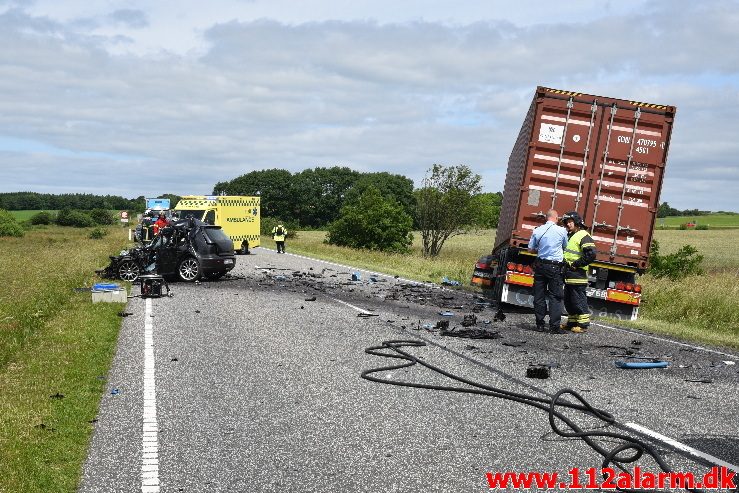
[178,257,201,282]
[118,260,140,282]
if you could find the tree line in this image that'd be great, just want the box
[0,192,182,213]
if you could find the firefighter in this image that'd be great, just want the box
[271,223,287,253]
[152,212,169,236]
[560,211,597,333]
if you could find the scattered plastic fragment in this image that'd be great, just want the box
[723,361,736,366]
[462,314,477,327]
[110,388,120,395]
[304,296,317,301]
[685,378,712,383]
[441,277,461,286]
[615,360,669,369]
[358,313,379,318]
[438,311,454,317]
[352,272,361,281]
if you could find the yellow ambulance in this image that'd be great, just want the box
[173,195,260,254]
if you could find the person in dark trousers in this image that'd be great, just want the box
[561,211,597,333]
[272,223,287,253]
[528,209,569,334]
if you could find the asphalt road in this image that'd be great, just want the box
[79,247,739,492]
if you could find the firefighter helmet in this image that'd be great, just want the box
[561,211,587,228]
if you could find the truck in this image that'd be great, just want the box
[472,86,676,321]
[173,195,260,254]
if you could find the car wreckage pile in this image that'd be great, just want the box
[98,218,236,282]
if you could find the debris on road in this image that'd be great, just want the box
[526,365,550,379]
[615,360,669,369]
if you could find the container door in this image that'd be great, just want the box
[518,96,600,238]
[584,105,669,268]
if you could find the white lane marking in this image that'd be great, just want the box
[624,423,739,472]
[142,298,160,493]
[328,296,374,315]
[593,322,739,360]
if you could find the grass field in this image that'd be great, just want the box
[8,210,59,221]
[267,228,739,349]
[0,225,129,493]
[657,213,739,229]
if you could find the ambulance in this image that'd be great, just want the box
[173,195,260,254]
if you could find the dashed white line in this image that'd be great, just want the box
[142,298,160,493]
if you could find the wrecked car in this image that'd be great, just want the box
[99,218,236,282]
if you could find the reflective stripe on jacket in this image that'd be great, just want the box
[272,226,287,241]
[563,230,595,285]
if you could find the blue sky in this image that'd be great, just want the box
[0,0,737,211]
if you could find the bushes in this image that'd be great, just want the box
[89,208,116,225]
[30,211,54,225]
[326,186,413,253]
[55,208,96,227]
[648,239,704,280]
[89,227,109,239]
[0,209,24,237]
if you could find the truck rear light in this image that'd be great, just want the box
[615,281,626,290]
[634,284,642,293]
[516,263,524,273]
[523,265,533,275]
[625,283,634,292]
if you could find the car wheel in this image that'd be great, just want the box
[178,257,201,282]
[239,241,249,255]
[118,260,140,282]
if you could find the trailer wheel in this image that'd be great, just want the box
[118,260,140,282]
[178,257,201,282]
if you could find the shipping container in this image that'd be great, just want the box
[472,87,676,321]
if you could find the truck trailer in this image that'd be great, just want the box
[472,86,676,321]
[174,195,260,254]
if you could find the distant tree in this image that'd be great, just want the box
[416,164,482,257]
[214,169,295,220]
[291,167,360,227]
[344,172,416,220]
[326,186,413,253]
[469,192,503,228]
[657,202,680,218]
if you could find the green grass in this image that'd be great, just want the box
[8,210,59,221]
[0,226,129,493]
[275,229,739,349]
[657,213,739,229]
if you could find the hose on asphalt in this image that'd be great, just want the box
[361,340,706,493]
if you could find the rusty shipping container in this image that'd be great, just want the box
[474,86,676,321]
[495,86,675,269]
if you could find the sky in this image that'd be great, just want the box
[0,0,738,211]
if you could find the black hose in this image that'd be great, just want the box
[361,340,706,493]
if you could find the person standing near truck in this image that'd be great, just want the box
[272,223,287,253]
[528,210,569,334]
[561,211,597,333]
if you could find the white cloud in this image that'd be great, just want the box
[0,0,737,211]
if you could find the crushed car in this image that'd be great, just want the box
[99,218,236,282]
